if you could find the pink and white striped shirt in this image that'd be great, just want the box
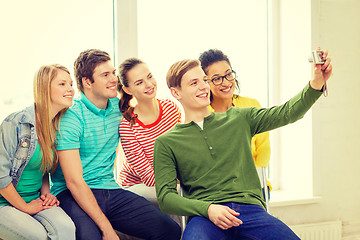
[118,99,181,187]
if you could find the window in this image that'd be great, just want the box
[0,0,114,122]
[133,0,314,200]
[136,0,269,107]
[268,0,313,201]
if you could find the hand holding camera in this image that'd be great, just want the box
[308,50,326,65]
[309,48,332,96]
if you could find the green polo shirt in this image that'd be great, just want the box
[154,84,322,218]
[51,93,122,196]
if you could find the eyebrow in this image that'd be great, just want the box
[133,72,152,84]
[100,68,116,76]
[56,79,73,84]
[134,79,143,84]
[189,75,207,82]
[211,69,232,77]
[100,71,110,76]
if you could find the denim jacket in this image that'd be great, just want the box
[0,105,38,189]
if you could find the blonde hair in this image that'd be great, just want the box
[33,64,70,174]
[166,59,200,89]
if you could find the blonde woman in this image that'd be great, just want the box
[0,64,76,240]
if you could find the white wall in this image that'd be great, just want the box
[271,0,360,239]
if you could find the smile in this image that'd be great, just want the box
[107,85,116,90]
[196,92,208,98]
[220,85,232,93]
[145,88,155,94]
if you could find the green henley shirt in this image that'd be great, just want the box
[154,83,322,218]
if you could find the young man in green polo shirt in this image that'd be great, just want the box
[153,49,332,240]
[51,49,181,240]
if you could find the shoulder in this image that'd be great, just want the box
[66,98,84,115]
[109,96,120,107]
[119,117,132,132]
[159,99,181,120]
[217,106,252,122]
[2,105,35,125]
[156,124,180,140]
[59,100,84,127]
[233,95,262,108]
[159,98,179,110]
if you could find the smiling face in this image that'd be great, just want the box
[124,63,157,102]
[171,66,210,112]
[84,60,118,108]
[206,60,236,101]
[50,69,74,113]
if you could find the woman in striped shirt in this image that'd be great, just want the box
[117,58,181,203]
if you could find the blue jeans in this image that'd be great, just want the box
[57,188,181,240]
[182,203,300,240]
[0,205,75,240]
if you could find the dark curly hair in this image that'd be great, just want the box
[199,49,232,74]
[199,49,240,101]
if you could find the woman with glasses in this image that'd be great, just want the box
[199,49,272,198]
[117,58,181,203]
[0,64,76,239]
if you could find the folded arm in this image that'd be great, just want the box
[154,139,211,217]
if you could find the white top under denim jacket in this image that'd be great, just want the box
[0,105,38,190]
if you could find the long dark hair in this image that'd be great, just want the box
[118,57,144,127]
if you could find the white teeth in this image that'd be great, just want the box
[221,87,231,92]
[145,88,154,94]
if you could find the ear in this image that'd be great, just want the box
[82,77,92,90]
[170,87,181,101]
[122,86,133,96]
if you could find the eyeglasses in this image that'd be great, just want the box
[210,70,236,86]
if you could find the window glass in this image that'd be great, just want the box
[0,0,114,121]
[137,0,268,107]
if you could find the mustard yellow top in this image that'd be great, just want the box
[209,95,272,190]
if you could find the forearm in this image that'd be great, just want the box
[67,179,113,232]
[154,140,211,217]
[157,189,211,218]
[40,174,50,195]
[251,83,322,134]
[0,183,28,212]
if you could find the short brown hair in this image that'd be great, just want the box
[74,49,111,92]
[166,59,200,89]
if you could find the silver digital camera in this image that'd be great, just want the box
[308,50,325,64]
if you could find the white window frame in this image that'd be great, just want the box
[115,0,315,204]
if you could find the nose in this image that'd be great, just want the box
[200,79,210,90]
[111,74,118,82]
[145,79,154,88]
[68,84,75,93]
